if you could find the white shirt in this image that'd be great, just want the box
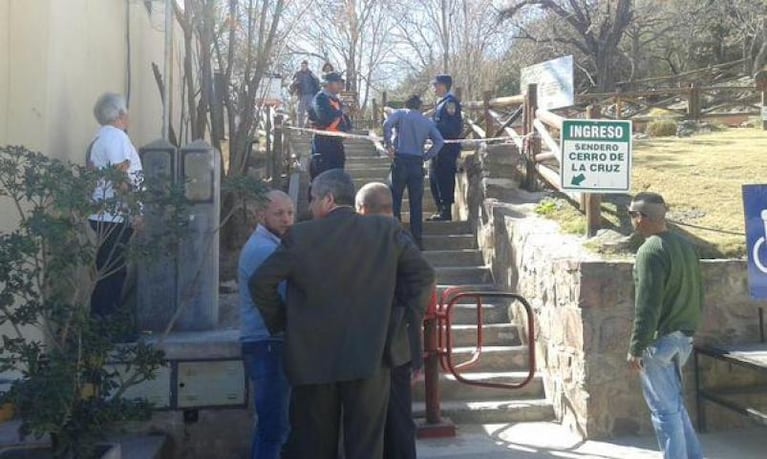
[89,125,143,222]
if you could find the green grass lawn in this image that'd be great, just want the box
[540,127,767,258]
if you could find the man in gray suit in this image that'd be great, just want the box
[249,169,435,459]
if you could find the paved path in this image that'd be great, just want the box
[417,422,765,458]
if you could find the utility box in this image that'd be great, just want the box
[177,360,246,408]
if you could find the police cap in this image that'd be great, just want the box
[432,74,453,88]
[323,72,345,84]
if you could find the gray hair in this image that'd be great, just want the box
[356,182,393,215]
[311,169,355,206]
[93,93,128,125]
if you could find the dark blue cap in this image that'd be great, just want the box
[323,72,345,84]
[432,74,453,87]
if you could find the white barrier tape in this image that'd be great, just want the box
[285,125,515,145]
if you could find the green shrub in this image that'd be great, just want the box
[646,119,678,137]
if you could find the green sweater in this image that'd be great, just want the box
[629,231,704,356]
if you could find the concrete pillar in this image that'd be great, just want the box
[176,140,221,331]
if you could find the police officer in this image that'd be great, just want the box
[309,72,352,180]
[429,74,463,221]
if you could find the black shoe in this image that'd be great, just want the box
[442,205,453,221]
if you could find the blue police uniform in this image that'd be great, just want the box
[430,91,462,219]
[309,87,352,179]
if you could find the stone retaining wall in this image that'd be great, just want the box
[457,145,767,439]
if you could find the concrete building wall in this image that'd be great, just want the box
[0,0,185,365]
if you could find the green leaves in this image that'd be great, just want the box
[0,145,182,458]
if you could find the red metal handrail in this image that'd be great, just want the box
[439,291,536,390]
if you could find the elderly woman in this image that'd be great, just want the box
[88,92,143,320]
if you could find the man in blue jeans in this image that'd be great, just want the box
[240,190,295,459]
[383,95,444,248]
[627,192,704,459]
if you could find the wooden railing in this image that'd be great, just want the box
[458,76,766,237]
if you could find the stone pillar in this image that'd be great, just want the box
[175,140,221,331]
[138,139,179,333]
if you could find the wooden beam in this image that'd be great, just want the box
[533,118,561,163]
[536,109,564,130]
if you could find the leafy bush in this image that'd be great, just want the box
[646,119,678,137]
[0,145,191,458]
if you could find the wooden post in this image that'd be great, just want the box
[382,91,388,111]
[455,87,463,101]
[265,106,273,171]
[524,84,538,191]
[272,113,284,189]
[615,87,623,120]
[756,70,767,130]
[483,90,494,136]
[372,98,379,127]
[585,104,602,237]
[687,82,701,120]
[762,90,767,131]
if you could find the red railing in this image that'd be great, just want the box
[419,286,536,438]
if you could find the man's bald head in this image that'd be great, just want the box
[261,189,295,237]
[266,189,292,205]
[355,182,393,217]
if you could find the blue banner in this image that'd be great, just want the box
[743,185,767,300]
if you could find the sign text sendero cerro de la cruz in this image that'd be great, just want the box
[560,119,633,193]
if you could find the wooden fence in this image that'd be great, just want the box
[459,80,764,237]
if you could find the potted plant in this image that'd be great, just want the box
[0,145,189,458]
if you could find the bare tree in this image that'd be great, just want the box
[390,0,509,101]
[294,0,397,112]
[501,0,634,91]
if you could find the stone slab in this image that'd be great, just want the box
[417,422,766,459]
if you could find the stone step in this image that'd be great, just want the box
[444,323,520,347]
[434,266,491,284]
[423,234,477,251]
[412,372,544,402]
[347,168,391,181]
[424,249,484,267]
[416,220,472,236]
[413,399,555,424]
[450,302,510,324]
[435,283,497,293]
[446,345,530,373]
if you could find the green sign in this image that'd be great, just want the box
[560,119,632,193]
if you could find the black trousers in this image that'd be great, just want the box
[89,220,133,318]
[429,146,459,208]
[389,156,425,246]
[285,367,391,459]
[309,154,346,180]
[384,362,416,459]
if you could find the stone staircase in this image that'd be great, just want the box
[286,130,554,425]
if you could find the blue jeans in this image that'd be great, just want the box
[242,341,291,459]
[640,332,703,459]
[390,155,425,246]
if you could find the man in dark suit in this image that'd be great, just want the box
[249,169,435,459]
[355,182,425,459]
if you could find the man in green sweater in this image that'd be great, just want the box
[627,192,704,459]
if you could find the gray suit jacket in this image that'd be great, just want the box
[249,207,435,386]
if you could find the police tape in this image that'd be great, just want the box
[284,126,517,145]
